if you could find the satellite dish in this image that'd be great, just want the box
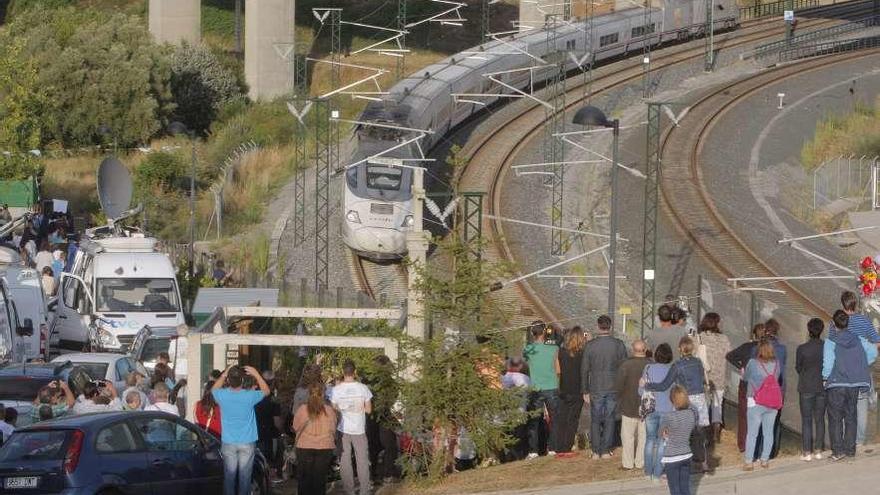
[96,156,133,221]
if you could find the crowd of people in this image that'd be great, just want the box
[506,289,879,495]
[1,202,77,295]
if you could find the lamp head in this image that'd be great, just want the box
[572,105,612,128]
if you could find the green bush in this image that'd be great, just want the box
[170,42,242,135]
[1,6,173,148]
[0,154,44,180]
[205,100,295,172]
[6,0,73,18]
[136,151,187,192]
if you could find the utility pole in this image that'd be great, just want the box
[608,120,620,324]
[642,0,652,97]
[705,0,715,72]
[545,14,567,256]
[406,165,430,342]
[398,0,407,78]
[641,103,662,338]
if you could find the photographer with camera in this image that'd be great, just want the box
[72,379,122,415]
[29,379,76,423]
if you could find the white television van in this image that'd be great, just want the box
[52,233,185,353]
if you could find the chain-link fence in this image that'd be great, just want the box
[698,272,880,443]
[812,155,877,212]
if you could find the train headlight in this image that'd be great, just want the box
[402,215,414,228]
[346,210,361,224]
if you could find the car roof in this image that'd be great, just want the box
[19,410,184,431]
[51,353,126,364]
[92,252,175,278]
[0,362,74,378]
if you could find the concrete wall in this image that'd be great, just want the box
[245,0,296,100]
[149,0,201,45]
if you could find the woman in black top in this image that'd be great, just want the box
[796,318,826,461]
[556,326,588,456]
[726,323,765,453]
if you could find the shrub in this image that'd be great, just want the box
[136,151,187,192]
[169,42,242,135]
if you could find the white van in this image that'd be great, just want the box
[0,271,36,364]
[3,265,50,361]
[52,233,185,353]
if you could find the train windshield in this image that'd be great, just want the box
[367,165,403,191]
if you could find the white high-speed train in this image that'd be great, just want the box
[343,0,739,260]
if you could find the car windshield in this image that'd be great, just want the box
[96,278,180,313]
[366,165,403,191]
[73,363,108,381]
[141,338,171,364]
[0,430,70,461]
[0,376,52,402]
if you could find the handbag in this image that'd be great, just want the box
[696,333,711,374]
[639,365,656,420]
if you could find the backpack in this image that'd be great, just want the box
[639,365,656,420]
[754,361,783,410]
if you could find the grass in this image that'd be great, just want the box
[801,101,880,170]
[382,430,786,495]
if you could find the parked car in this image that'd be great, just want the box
[0,411,272,494]
[0,361,92,428]
[50,353,148,392]
[128,325,187,378]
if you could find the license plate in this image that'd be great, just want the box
[4,477,39,489]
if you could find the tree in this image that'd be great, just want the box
[0,36,45,152]
[169,42,242,135]
[1,6,173,148]
[400,234,526,480]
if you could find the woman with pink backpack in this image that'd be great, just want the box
[743,340,783,471]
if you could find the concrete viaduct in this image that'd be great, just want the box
[149,0,295,101]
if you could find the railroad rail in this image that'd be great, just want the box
[454,0,874,325]
[660,49,880,320]
[348,0,873,313]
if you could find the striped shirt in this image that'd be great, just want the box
[660,408,697,460]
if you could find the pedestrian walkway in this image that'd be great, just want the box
[496,448,879,495]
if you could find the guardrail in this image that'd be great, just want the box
[778,33,880,61]
[740,0,820,21]
[755,15,880,58]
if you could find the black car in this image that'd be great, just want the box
[0,361,93,427]
[0,411,272,494]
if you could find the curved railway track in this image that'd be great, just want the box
[454,1,874,324]
[351,0,872,310]
[660,49,880,319]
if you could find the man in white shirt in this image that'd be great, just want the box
[72,381,123,415]
[0,404,15,444]
[330,360,373,495]
[145,382,179,416]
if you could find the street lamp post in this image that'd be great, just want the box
[168,122,196,280]
[572,106,620,328]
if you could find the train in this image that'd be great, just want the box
[342,0,740,260]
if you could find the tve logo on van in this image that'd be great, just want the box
[102,319,144,330]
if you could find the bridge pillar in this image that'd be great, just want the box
[148,0,200,45]
[245,0,296,100]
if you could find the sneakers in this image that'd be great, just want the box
[800,453,812,462]
[813,452,823,460]
[830,454,846,462]
[547,450,557,456]
[600,453,613,459]
[526,452,539,461]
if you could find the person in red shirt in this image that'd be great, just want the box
[195,381,222,438]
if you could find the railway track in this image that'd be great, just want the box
[347,249,409,308]
[660,49,880,320]
[454,0,874,325]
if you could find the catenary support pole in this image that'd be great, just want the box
[641,103,661,338]
[609,120,620,325]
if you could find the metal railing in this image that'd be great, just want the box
[778,33,880,61]
[812,154,878,211]
[755,15,880,58]
[739,0,820,21]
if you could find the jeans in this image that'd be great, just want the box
[857,390,868,446]
[663,458,691,495]
[590,391,618,455]
[555,393,583,453]
[221,442,255,495]
[527,389,560,454]
[340,433,371,495]
[296,448,334,495]
[827,387,859,457]
[799,391,826,453]
[620,415,646,469]
[744,405,778,463]
[644,412,666,478]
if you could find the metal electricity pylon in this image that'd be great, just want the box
[292,42,309,247]
[705,0,715,71]
[642,0,652,98]
[313,98,331,293]
[640,103,662,338]
[545,15,567,256]
[481,0,490,43]
[462,192,485,261]
[398,0,407,78]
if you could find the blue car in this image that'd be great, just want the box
[0,411,271,494]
